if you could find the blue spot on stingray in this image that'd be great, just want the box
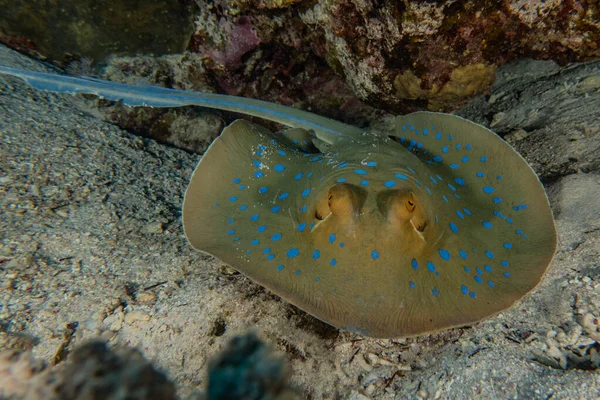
[307,172,313,178]
[336,177,347,183]
[297,222,307,232]
[466,144,472,150]
[461,285,469,295]
[503,242,513,249]
[301,205,307,213]
[395,173,408,180]
[315,277,320,282]
[302,188,311,197]
[227,218,234,224]
[294,270,301,276]
[463,208,472,216]
[214,203,220,207]
[371,250,379,260]
[436,174,444,181]
[239,185,247,190]
[271,206,280,213]
[442,195,449,203]
[459,250,468,259]
[456,210,465,219]
[487,280,495,287]
[476,172,485,178]
[233,178,241,184]
[354,169,367,175]
[456,144,461,149]
[484,265,493,272]
[366,161,378,167]
[263,248,271,254]
[287,248,299,258]
[229,196,238,202]
[449,222,459,234]
[338,162,348,169]
[227,229,235,235]
[442,146,449,153]
[433,155,443,162]
[251,239,260,246]
[277,150,286,156]
[427,261,436,273]
[416,180,422,186]
[360,180,369,186]
[250,214,260,221]
[501,260,509,267]
[432,288,440,297]
[485,250,495,259]
[516,229,523,234]
[411,259,418,270]
[309,156,320,162]
[252,159,262,168]
[481,156,488,162]
[474,275,483,284]
[482,221,493,229]
[464,266,471,273]
[454,177,465,186]
[294,172,303,180]
[384,181,396,188]
[417,142,423,149]
[339,242,345,248]
[493,211,506,219]
[436,133,442,140]
[423,128,429,135]
[462,156,469,163]
[246,250,251,255]
[309,222,315,230]
[430,176,438,184]
[454,193,461,199]
[439,249,451,260]
[272,233,282,241]
[277,265,284,271]
[435,215,439,223]
[493,197,502,204]
[497,175,503,180]
[449,134,453,140]
[274,164,285,172]
[513,204,528,211]
[254,171,264,178]
[312,250,320,259]
[330,259,337,266]
[448,184,456,191]
[233,237,241,241]
[240,205,248,211]
[426,187,432,195]
[503,272,511,277]
[483,186,494,194]
[506,218,513,224]
[278,192,289,200]
[329,233,336,244]
[258,186,268,194]
[409,281,416,288]
[257,225,267,232]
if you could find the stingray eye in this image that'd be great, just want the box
[406,199,415,212]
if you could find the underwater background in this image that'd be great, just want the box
[1,1,599,399]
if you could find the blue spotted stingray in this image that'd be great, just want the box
[0,66,557,338]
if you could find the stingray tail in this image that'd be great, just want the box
[0,65,362,143]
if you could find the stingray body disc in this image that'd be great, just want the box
[183,115,557,338]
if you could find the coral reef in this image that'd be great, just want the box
[0,0,196,63]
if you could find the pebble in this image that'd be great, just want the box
[124,310,151,323]
[136,293,157,303]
